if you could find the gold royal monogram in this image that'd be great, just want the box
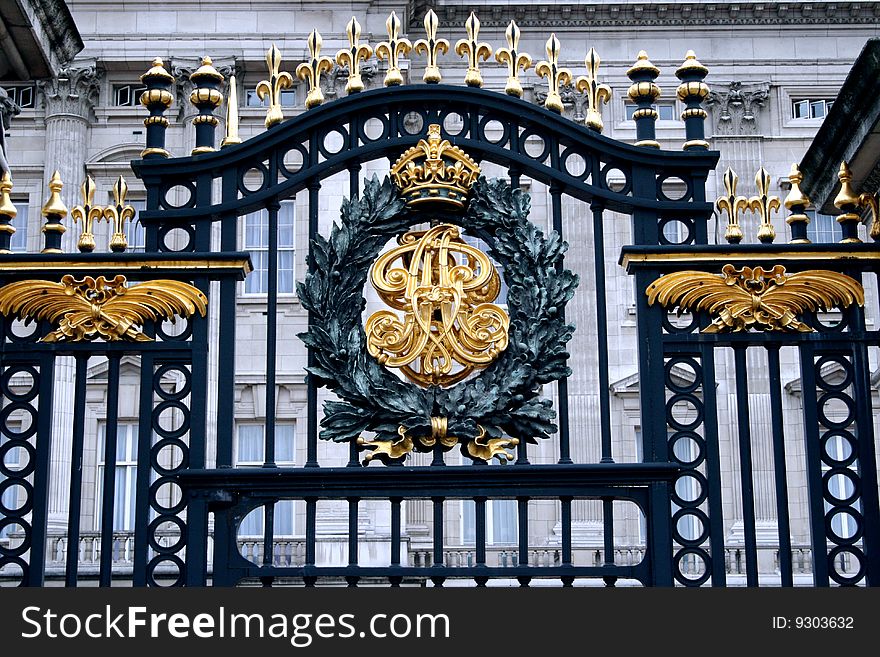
[366,224,509,387]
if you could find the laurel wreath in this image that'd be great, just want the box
[297,175,578,460]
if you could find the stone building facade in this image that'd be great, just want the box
[1,1,879,584]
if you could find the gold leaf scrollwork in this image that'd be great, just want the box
[71,175,104,253]
[466,428,519,463]
[535,33,572,113]
[375,11,411,87]
[297,29,335,109]
[455,12,492,88]
[646,264,864,333]
[0,275,208,342]
[256,44,294,128]
[365,224,509,387]
[715,167,749,245]
[413,9,449,84]
[336,16,373,95]
[495,20,532,98]
[357,428,415,464]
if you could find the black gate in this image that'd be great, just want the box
[1,22,877,587]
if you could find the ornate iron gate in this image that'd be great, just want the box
[0,14,877,587]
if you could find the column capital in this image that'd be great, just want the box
[706,81,770,137]
[38,63,102,121]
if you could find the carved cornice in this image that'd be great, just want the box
[37,64,101,121]
[706,81,769,136]
[409,1,880,28]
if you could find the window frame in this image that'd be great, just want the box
[95,422,139,533]
[112,83,148,108]
[461,498,519,546]
[241,199,296,296]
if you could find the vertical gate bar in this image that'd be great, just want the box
[306,177,321,468]
[348,162,361,468]
[602,497,617,586]
[262,502,275,576]
[649,481,674,586]
[64,353,88,587]
[186,275,211,586]
[390,498,402,567]
[591,202,614,463]
[561,496,572,567]
[518,497,529,568]
[305,497,316,567]
[699,346,727,586]
[263,201,280,468]
[432,497,444,569]
[766,345,793,587]
[99,354,121,587]
[475,497,486,567]
[549,181,571,464]
[216,166,240,469]
[797,343,829,585]
[850,338,880,585]
[26,353,55,586]
[348,497,359,567]
[132,353,155,586]
[732,345,759,586]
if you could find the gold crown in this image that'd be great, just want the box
[390,124,480,209]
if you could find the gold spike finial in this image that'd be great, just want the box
[222,75,241,147]
[0,171,16,221]
[297,29,335,109]
[337,16,374,95]
[71,175,104,253]
[141,57,174,83]
[257,44,294,128]
[785,163,812,244]
[376,11,412,87]
[575,48,611,132]
[749,167,781,244]
[834,161,860,210]
[784,163,810,210]
[455,12,492,88]
[716,168,749,244]
[535,34,572,113]
[103,175,136,252]
[413,9,449,84]
[495,20,532,98]
[42,171,67,218]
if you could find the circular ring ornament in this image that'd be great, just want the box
[297,175,578,465]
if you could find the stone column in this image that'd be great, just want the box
[37,64,101,530]
[706,82,779,555]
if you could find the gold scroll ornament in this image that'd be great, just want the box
[365,224,509,387]
[0,275,207,342]
[647,264,864,333]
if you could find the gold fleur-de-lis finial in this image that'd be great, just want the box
[376,11,412,87]
[256,44,294,128]
[716,167,749,244]
[297,29,335,109]
[535,34,572,113]
[750,166,781,244]
[102,176,136,253]
[455,12,492,88]
[71,175,104,253]
[495,20,532,98]
[575,48,612,132]
[414,9,449,84]
[222,75,242,147]
[337,16,373,94]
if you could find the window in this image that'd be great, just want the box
[246,89,296,108]
[4,85,35,109]
[9,201,27,252]
[236,423,296,536]
[113,83,148,107]
[805,209,837,243]
[626,103,676,121]
[792,98,834,120]
[461,499,518,545]
[126,200,146,253]
[95,423,138,532]
[243,201,295,294]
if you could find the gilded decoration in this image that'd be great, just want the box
[256,44,294,128]
[0,275,208,342]
[494,20,531,98]
[413,9,449,84]
[647,264,864,333]
[390,123,480,208]
[375,12,411,87]
[365,223,510,387]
